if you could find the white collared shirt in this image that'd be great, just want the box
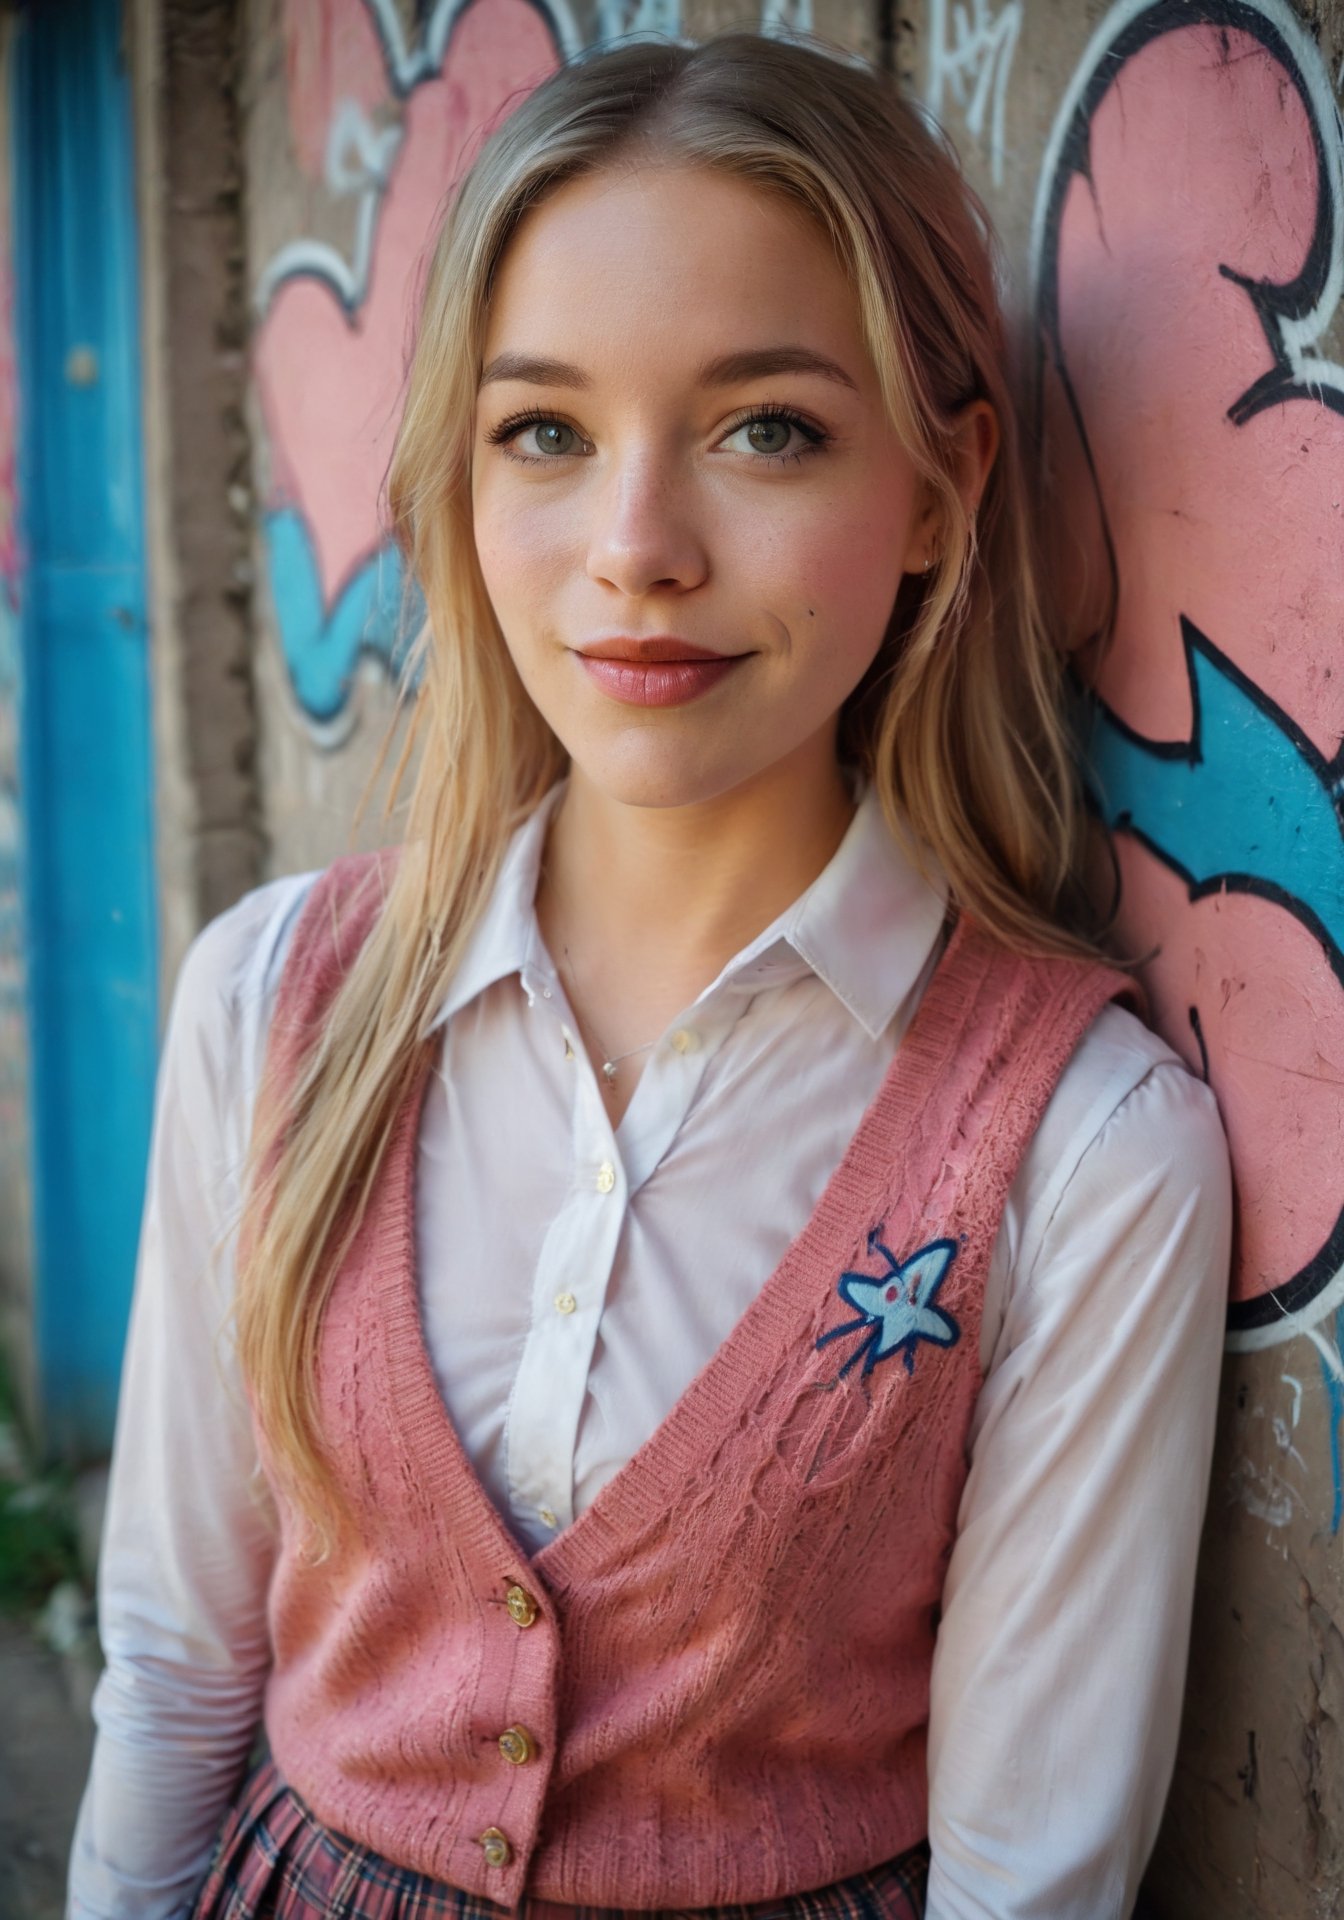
[68,780,1232,1920]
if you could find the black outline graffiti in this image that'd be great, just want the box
[1035,0,1344,1335]
[254,0,569,743]
[1090,618,1344,967]
[259,0,573,320]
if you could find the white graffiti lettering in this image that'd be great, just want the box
[925,0,1022,189]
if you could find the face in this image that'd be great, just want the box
[471,162,933,810]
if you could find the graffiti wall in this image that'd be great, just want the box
[235,0,1344,1904]
[921,0,1344,1909]
[251,0,561,748]
[1038,0,1344,1358]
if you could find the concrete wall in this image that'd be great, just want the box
[907,3,1344,1912]
[134,0,268,999]
[0,15,34,1434]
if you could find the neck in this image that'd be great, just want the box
[536,740,858,1002]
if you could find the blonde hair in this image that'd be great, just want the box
[238,32,1100,1551]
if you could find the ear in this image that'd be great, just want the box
[904,399,1001,576]
[952,398,999,516]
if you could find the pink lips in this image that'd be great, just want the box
[575,637,747,708]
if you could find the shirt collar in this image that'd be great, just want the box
[427,779,568,1033]
[427,773,949,1042]
[702,776,950,1039]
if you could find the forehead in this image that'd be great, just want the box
[481,164,869,378]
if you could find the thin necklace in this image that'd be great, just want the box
[557,941,659,1089]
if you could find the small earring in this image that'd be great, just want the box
[922,553,935,573]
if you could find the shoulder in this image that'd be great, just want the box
[178,847,401,1008]
[163,873,327,1144]
[1052,997,1225,1169]
[178,849,410,1098]
[248,848,405,1051]
[141,872,324,1183]
[956,923,1136,1082]
[171,871,324,1049]
[1013,998,1232,1295]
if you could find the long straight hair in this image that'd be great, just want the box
[238,32,1100,1552]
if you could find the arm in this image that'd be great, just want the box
[67,880,314,1920]
[925,1025,1233,1920]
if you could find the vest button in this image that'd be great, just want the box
[505,1583,538,1628]
[498,1724,537,1765]
[480,1827,512,1869]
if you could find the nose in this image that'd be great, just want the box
[585,445,709,598]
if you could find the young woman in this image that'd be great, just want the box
[68,32,1231,1920]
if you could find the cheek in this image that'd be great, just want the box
[472,487,575,618]
[771,486,911,654]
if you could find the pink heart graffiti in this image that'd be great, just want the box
[256,0,559,616]
[1038,4,1344,1341]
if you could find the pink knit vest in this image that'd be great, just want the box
[252,851,1131,1909]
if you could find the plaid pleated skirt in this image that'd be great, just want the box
[190,1756,930,1920]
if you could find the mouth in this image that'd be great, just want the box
[573,636,749,709]
[577,636,735,662]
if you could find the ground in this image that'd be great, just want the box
[0,1616,94,1920]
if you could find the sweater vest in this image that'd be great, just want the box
[251,850,1132,1909]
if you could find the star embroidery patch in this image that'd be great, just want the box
[815,1229,961,1379]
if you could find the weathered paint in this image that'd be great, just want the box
[1035,1,1344,1350]
[0,15,33,1424]
[252,0,561,741]
[282,0,391,180]
[1320,1305,1344,1532]
[12,0,159,1454]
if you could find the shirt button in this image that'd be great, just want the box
[498,1724,537,1765]
[555,1291,577,1315]
[480,1828,512,1869]
[595,1161,616,1193]
[504,1584,538,1628]
[538,1506,558,1529]
[563,1036,575,1060]
[671,1028,699,1054]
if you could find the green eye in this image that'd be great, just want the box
[721,406,828,463]
[744,419,792,454]
[531,421,578,456]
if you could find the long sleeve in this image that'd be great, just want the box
[924,1032,1233,1919]
[66,878,315,1920]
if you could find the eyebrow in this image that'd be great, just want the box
[480,352,592,390]
[478,345,860,392]
[699,347,859,392]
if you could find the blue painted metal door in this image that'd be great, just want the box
[12,0,158,1455]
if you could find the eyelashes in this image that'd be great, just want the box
[484,411,588,459]
[482,400,832,467]
[721,402,831,463]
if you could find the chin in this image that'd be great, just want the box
[566,730,765,812]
